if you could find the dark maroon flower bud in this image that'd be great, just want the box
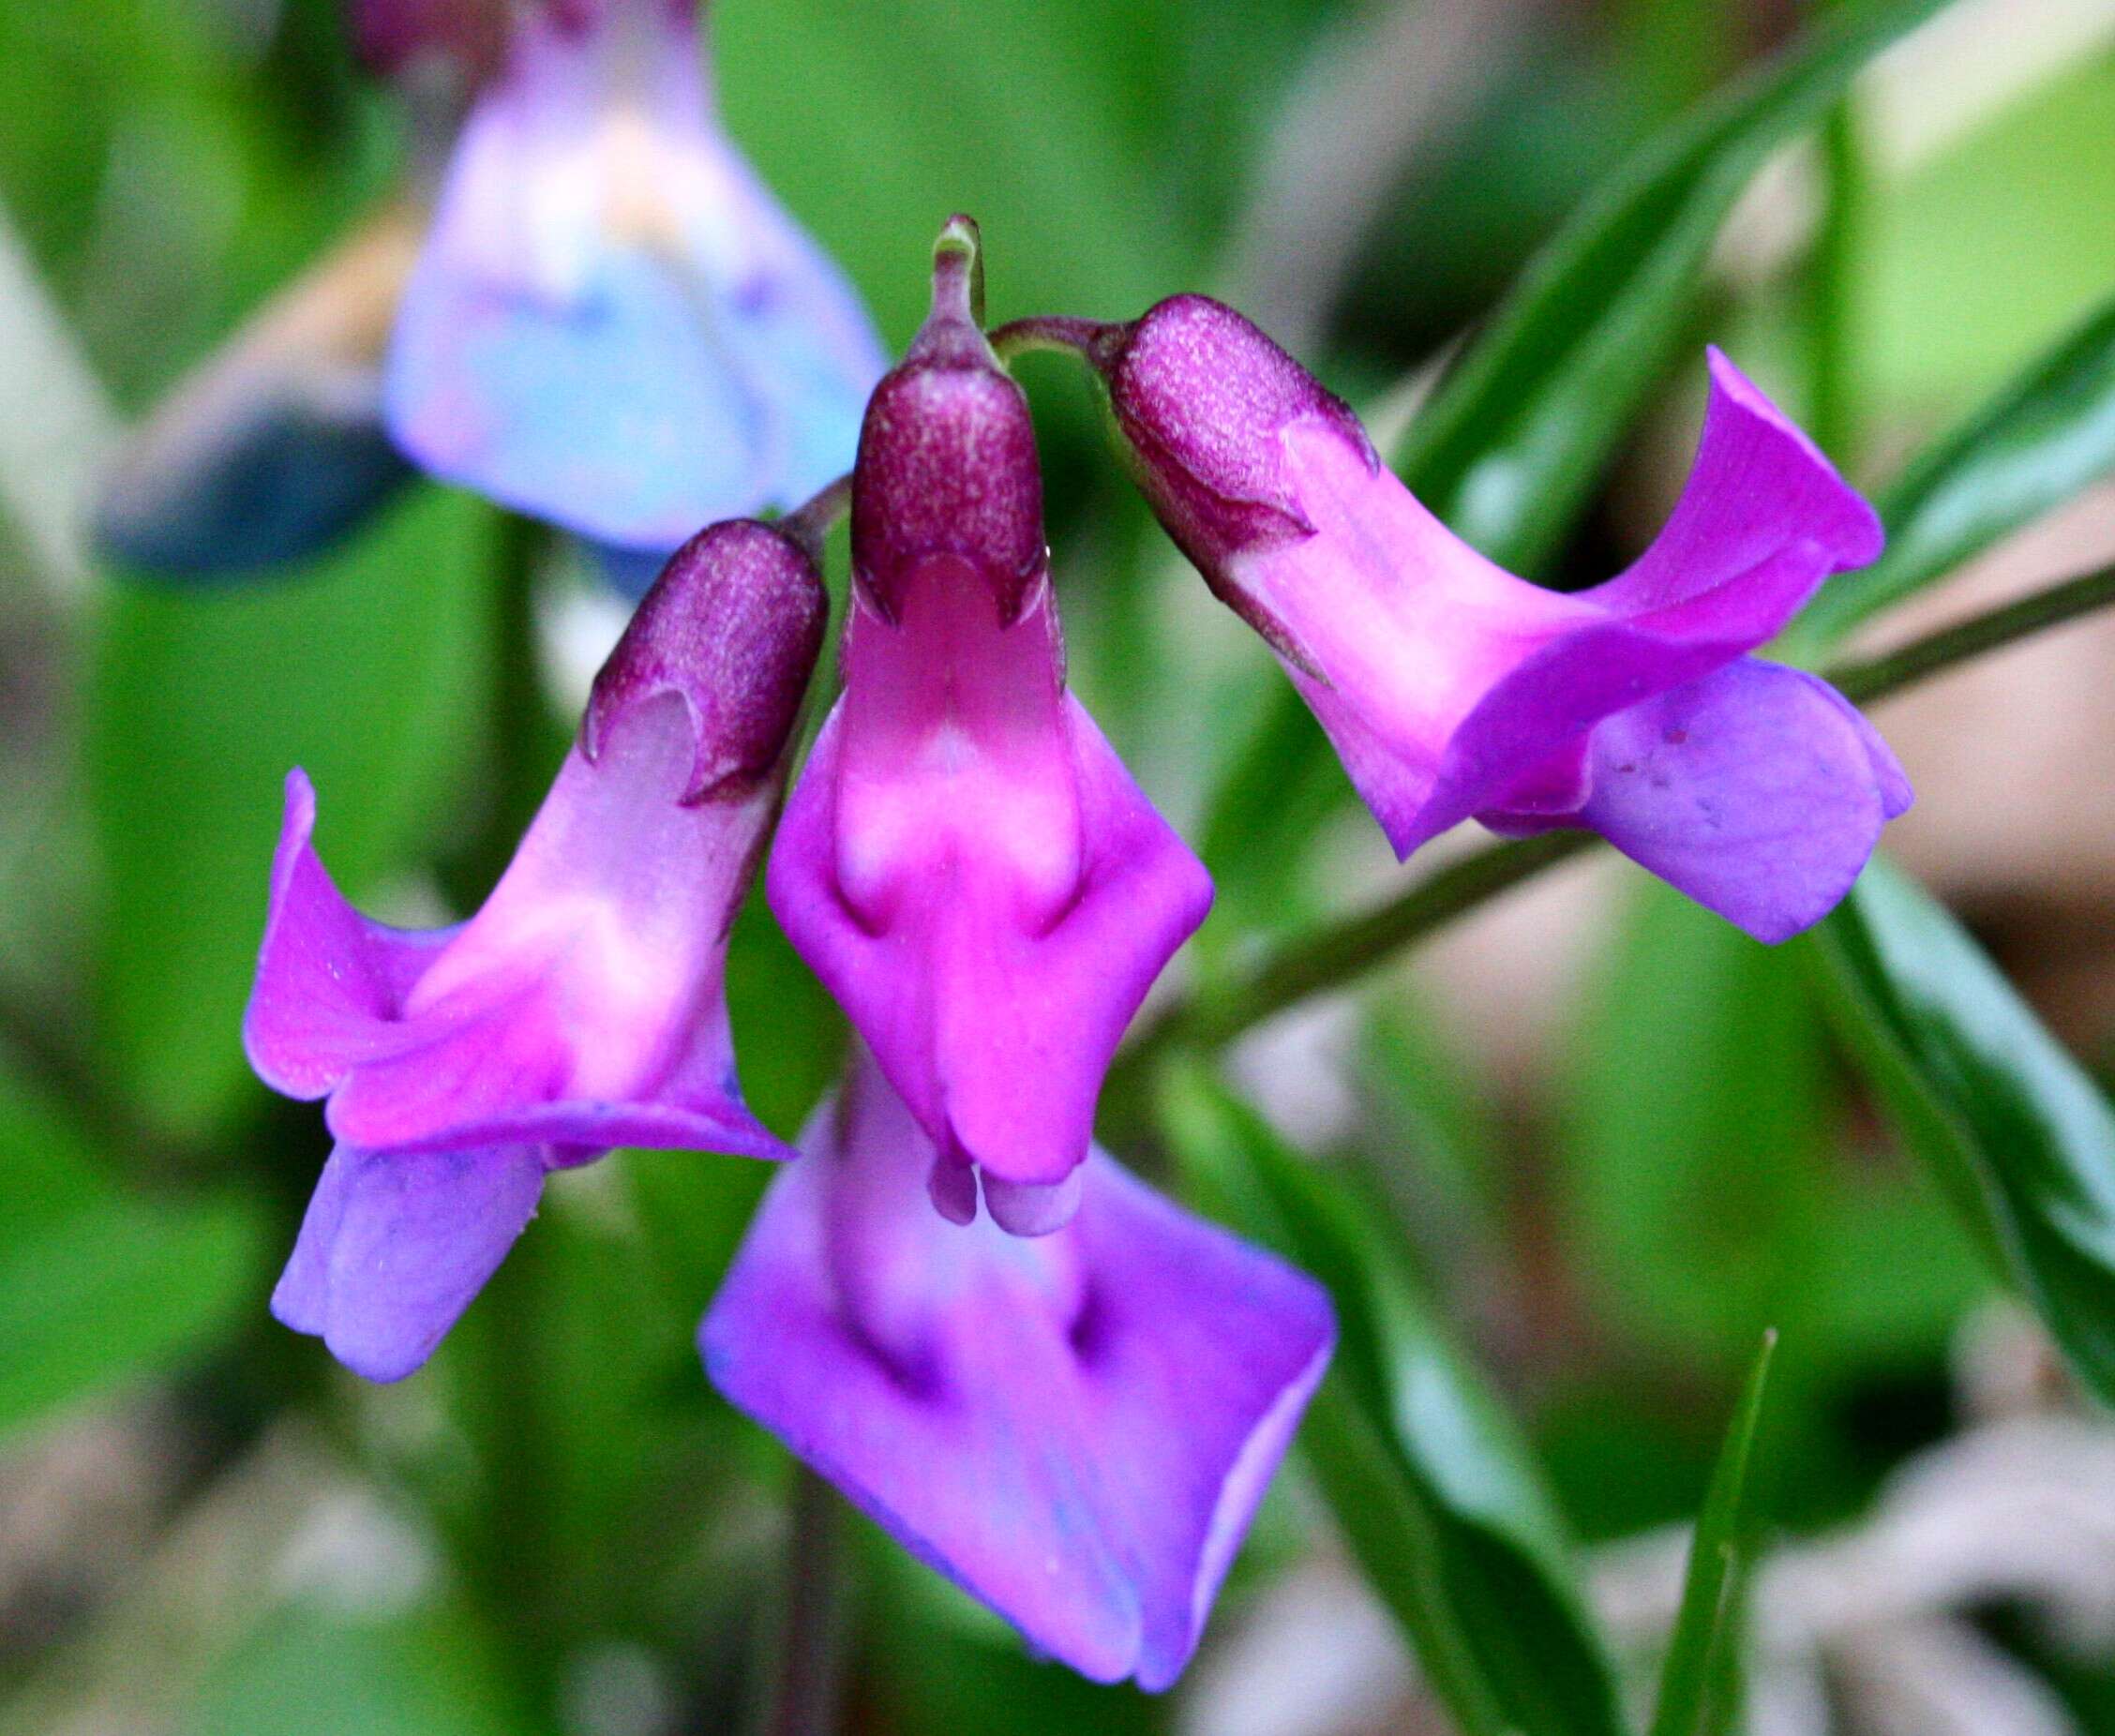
[1090,295,1373,667]
[350,0,510,83]
[849,217,1046,626]
[585,519,827,804]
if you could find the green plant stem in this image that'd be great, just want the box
[443,510,554,908]
[752,1468,849,1736]
[449,509,567,1727]
[986,315,1115,362]
[1111,560,2115,1095]
[1826,561,2115,702]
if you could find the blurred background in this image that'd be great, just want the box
[3,0,2115,1731]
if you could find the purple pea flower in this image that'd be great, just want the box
[246,520,824,1379]
[98,0,879,585]
[702,1048,1335,1689]
[385,0,886,560]
[1096,296,1912,942]
[767,224,1214,1233]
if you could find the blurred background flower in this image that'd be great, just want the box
[2,0,2115,1732]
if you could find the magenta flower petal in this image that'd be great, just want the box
[1243,349,1882,857]
[1585,348,1883,614]
[250,696,786,1164]
[768,227,1210,1199]
[244,769,458,1100]
[1099,296,1905,934]
[272,1142,544,1383]
[383,0,882,549]
[1491,658,1913,942]
[250,522,824,1375]
[700,1057,1334,1689]
[769,592,1212,1191]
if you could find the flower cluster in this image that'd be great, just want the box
[225,57,1908,1680]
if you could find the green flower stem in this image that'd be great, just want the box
[986,315,1116,363]
[751,1467,850,1736]
[1826,561,2115,704]
[449,508,567,1725]
[1109,560,2115,1100]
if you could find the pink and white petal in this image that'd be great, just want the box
[768,702,1210,1188]
[323,991,571,1151]
[931,699,1213,1188]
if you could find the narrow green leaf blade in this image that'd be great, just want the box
[1796,292,2115,645]
[1811,859,2115,1402]
[1394,0,1951,575]
[1650,1331,1778,1736]
[1158,1063,1628,1736]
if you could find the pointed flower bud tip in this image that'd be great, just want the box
[585,520,827,802]
[850,223,1043,624]
[930,215,986,332]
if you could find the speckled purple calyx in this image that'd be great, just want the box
[584,519,826,803]
[542,0,697,37]
[849,220,1046,625]
[351,0,509,81]
[1098,294,1374,575]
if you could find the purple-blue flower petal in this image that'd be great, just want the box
[382,1,881,548]
[272,1141,545,1382]
[1543,659,1912,941]
[701,1059,1334,1688]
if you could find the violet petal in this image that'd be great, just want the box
[272,1141,545,1383]
[701,1061,1333,1688]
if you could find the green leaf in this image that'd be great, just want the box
[1393,0,1951,575]
[1650,1331,1777,1736]
[89,486,494,1137]
[1793,291,2115,646]
[1851,50,2115,420]
[185,1600,522,1736]
[1158,1062,1628,1736]
[1566,881,1978,1373]
[0,1062,264,1438]
[1811,859,2115,1405]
